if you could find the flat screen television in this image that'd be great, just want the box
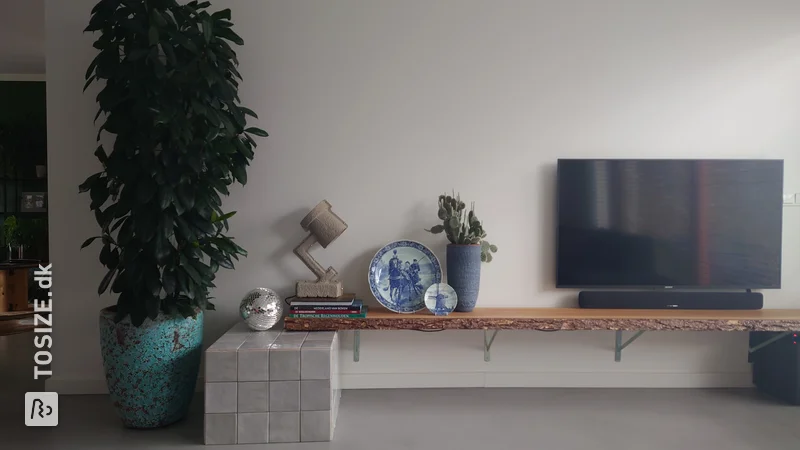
[556,159,783,289]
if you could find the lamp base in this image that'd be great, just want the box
[296,280,344,298]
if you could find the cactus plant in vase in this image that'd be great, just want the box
[425,192,497,312]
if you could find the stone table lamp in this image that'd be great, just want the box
[293,200,347,298]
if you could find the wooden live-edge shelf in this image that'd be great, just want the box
[284,307,800,332]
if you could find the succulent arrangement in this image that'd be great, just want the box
[425,192,498,262]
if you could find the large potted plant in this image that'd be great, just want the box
[80,0,266,428]
[426,192,497,312]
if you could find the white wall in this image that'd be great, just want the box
[0,0,44,74]
[46,0,800,393]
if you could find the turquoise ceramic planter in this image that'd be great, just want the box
[99,307,203,428]
[447,244,482,312]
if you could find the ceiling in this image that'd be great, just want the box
[0,0,45,74]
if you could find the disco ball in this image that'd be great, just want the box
[240,288,283,331]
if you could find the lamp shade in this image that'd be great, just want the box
[300,200,347,248]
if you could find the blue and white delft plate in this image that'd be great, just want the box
[424,283,457,316]
[368,240,442,313]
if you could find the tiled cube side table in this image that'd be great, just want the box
[204,325,340,445]
[302,331,341,442]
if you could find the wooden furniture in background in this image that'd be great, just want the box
[0,268,28,312]
[0,262,39,312]
[0,310,34,336]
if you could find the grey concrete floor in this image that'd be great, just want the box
[2,388,800,449]
[3,335,800,449]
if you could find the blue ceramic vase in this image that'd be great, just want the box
[99,307,203,428]
[447,244,482,312]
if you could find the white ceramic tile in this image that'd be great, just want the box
[238,350,268,381]
[301,379,331,411]
[301,340,332,380]
[205,382,237,413]
[301,410,332,442]
[237,412,269,444]
[304,331,336,341]
[205,413,236,445]
[269,411,300,443]
[205,351,237,382]
[272,331,308,345]
[270,345,301,380]
[240,331,281,350]
[269,380,300,412]
[237,382,268,413]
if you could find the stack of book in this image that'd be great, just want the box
[288,293,368,319]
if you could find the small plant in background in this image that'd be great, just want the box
[3,215,20,249]
[425,192,498,262]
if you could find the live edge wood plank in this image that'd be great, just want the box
[284,307,800,332]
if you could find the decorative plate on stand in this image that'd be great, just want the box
[424,283,458,316]
[368,240,442,313]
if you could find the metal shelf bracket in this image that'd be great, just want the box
[353,330,793,362]
[484,330,499,362]
[614,330,645,362]
[352,328,790,364]
[353,330,360,362]
[353,329,502,363]
[748,331,791,354]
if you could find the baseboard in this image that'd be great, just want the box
[46,371,753,395]
[340,371,753,389]
[485,371,753,388]
[340,372,486,389]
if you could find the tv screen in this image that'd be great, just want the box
[556,159,783,288]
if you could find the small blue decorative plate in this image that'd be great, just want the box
[424,283,457,316]
[368,240,442,313]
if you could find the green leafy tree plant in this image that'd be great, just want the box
[80,0,267,326]
[425,192,498,262]
[3,215,20,250]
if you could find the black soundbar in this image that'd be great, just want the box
[578,291,763,310]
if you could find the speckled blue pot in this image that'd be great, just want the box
[99,307,203,429]
[447,244,482,312]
